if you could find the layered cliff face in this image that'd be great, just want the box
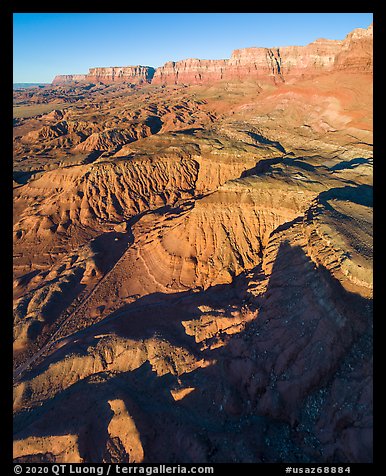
[51,24,372,87]
[151,59,230,85]
[52,74,87,84]
[87,66,155,83]
[53,66,155,85]
[152,24,372,85]
[334,23,373,72]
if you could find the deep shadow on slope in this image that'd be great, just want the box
[14,239,372,463]
[245,131,286,153]
[16,274,249,383]
[329,157,370,171]
[318,184,373,208]
[13,202,198,375]
[239,155,369,179]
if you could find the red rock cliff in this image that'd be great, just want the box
[87,66,155,83]
[52,74,87,84]
[52,24,372,86]
[151,59,229,85]
[152,24,372,85]
[52,66,155,85]
[334,23,373,72]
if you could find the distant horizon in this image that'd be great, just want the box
[13,13,373,83]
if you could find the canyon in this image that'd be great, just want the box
[13,23,373,464]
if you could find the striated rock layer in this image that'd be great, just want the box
[87,66,156,84]
[52,74,87,84]
[51,24,372,86]
[53,66,155,85]
[152,24,372,85]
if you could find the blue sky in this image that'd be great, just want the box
[13,13,373,83]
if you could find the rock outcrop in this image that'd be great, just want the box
[87,66,155,84]
[51,24,372,86]
[152,24,372,85]
[52,74,87,84]
[53,66,155,85]
[334,23,373,72]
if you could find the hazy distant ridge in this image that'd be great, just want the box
[13,83,49,90]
